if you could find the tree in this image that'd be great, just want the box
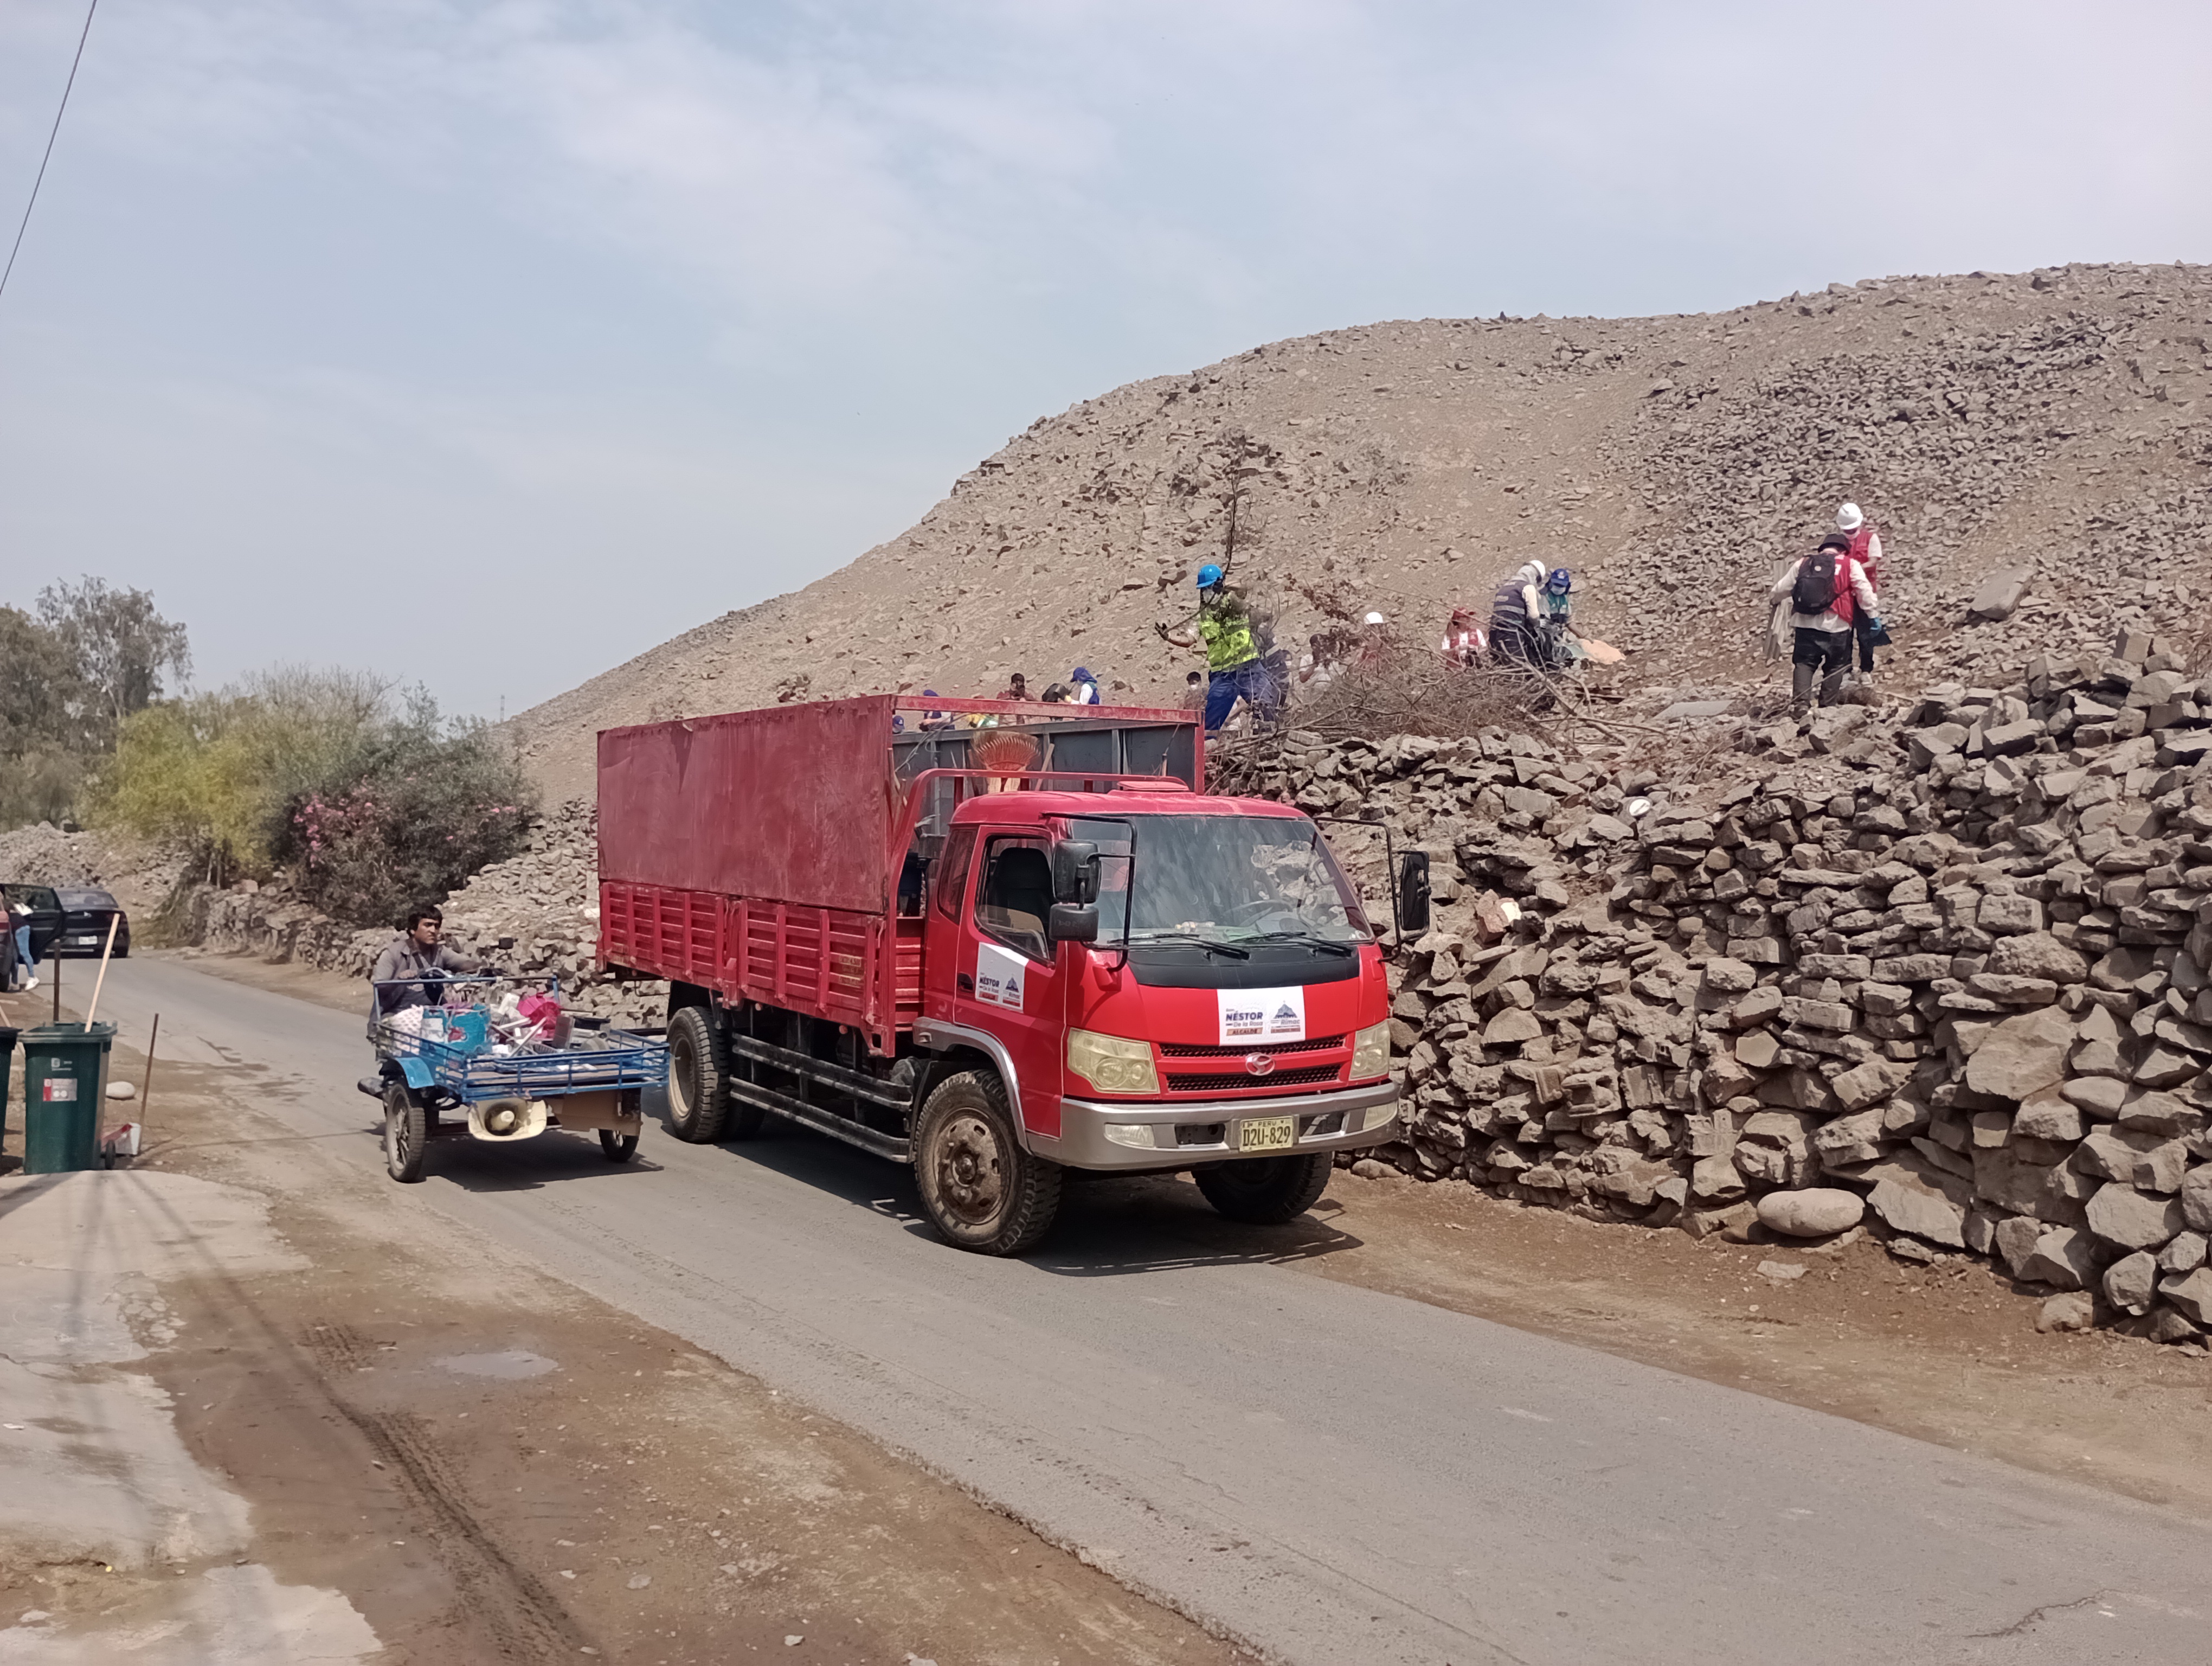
[36,577,192,752]
[0,605,91,826]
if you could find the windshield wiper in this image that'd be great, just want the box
[1250,930,1356,957]
[1131,931,1251,959]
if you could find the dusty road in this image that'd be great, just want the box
[73,954,2212,1664]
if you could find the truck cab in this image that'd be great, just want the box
[596,695,1402,1255]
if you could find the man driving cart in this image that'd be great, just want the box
[366,904,483,1037]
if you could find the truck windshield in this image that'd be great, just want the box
[1069,815,1371,944]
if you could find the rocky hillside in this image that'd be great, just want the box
[510,260,2212,802]
[1208,624,2212,1344]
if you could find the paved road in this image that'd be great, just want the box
[89,957,2212,1664]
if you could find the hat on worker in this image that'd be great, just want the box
[1196,563,1224,589]
[1364,611,1386,625]
[1837,503,1865,532]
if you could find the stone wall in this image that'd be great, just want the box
[1219,629,2212,1342]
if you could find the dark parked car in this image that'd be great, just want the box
[3,883,128,959]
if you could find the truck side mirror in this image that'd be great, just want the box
[1047,902,1100,944]
[1396,850,1432,938]
[1051,840,1100,905]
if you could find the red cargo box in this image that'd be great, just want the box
[598,694,1199,1055]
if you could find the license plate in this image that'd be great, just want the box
[1237,1116,1296,1152]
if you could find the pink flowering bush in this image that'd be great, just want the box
[273,700,535,925]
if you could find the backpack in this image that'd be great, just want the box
[1792,550,1843,616]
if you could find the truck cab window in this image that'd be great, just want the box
[934,825,978,921]
[975,837,1053,963]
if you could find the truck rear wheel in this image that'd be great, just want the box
[1194,1152,1333,1223]
[665,1006,731,1143]
[914,1071,1062,1256]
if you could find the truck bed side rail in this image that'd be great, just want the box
[601,880,922,1050]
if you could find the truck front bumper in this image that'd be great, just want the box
[1030,1078,1401,1171]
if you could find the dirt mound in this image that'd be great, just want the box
[507,260,2212,801]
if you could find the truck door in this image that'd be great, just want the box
[949,831,1066,1138]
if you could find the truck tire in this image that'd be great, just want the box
[383,1082,429,1183]
[665,1005,731,1143]
[914,1071,1062,1256]
[1194,1151,1333,1224]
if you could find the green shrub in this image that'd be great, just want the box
[273,694,536,927]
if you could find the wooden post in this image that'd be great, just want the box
[139,1013,159,1137]
[83,915,120,1028]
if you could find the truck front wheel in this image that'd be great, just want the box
[665,1006,732,1143]
[1194,1152,1334,1223]
[914,1071,1062,1256]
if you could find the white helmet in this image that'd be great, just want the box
[1837,502,1864,532]
[1519,560,1548,586]
[1364,611,1386,625]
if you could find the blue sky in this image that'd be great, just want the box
[3,0,2208,717]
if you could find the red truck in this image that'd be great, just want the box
[596,694,1409,1254]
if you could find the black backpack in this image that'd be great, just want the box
[1792,550,1843,615]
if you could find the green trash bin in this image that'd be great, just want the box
[21,1021,114,1175]
[0,1027,16,1167]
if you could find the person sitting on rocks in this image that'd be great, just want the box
[368,904,485,1037]
[1772,533,1880,716]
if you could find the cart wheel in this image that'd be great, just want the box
[384,1083,429,1183]
[599,1129,639,1163]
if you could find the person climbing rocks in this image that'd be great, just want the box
[1772,532,1881,716]
[1180,563,1279,733]
[1837,502,1889,682]
[1489,559,1552,668]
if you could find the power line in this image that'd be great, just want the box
[0,0,100,304]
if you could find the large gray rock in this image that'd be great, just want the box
[2157,1266,2212,1327]
[1756,1188,1866,1238]
[1482,1007,1543,1047]
[2036,1292,2096,1333]
[2182,1164,2212,1233]
[1830,1058,1908,1112]
[2014,1095,2086,1143]
[2020,1226,2099,1290]
[1964,1009,2076,1101]
[1976,893,2044,935]
[1870,1177,1966,1248]
[1969,567,2033,621]
[2073,1125,2189,1193]
[1988,932,2089,984]
[1992,1214,2044,1278]
[1690,1153,1746,1202]
[2084,1182,2184,1251]
[2104,1249,2159,1316]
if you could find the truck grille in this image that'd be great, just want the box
[1165,1063,1343,1093]
[1158,1034,1343,1060]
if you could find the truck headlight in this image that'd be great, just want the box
[1067,1029,1160,1095]
[1349,1020,1392,1082]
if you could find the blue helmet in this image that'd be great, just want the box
[1196,563,1224,589]
[1546,567,1573,594]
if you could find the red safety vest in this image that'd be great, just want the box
[1846,524,1880,593]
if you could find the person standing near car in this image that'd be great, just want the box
[366,904,483,1035]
